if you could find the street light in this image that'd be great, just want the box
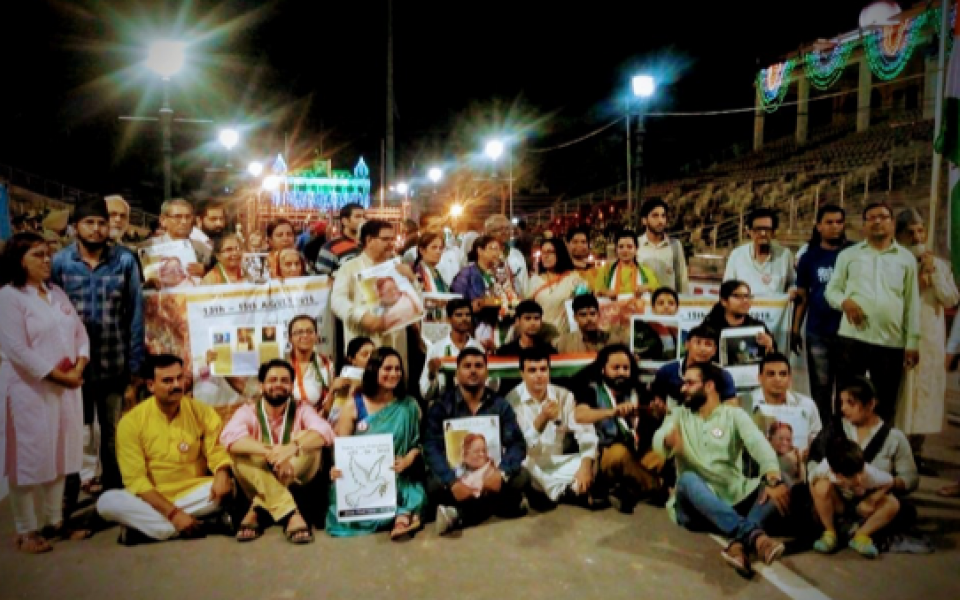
[145,39,187,201]
[262,176,281,191]
[627,73,655,226]
[247,161,263,177]
[218,128,239,150]
[396,181,409,195]
[484,138,513,220]
[427,167,442,183]
[450,203,463,233]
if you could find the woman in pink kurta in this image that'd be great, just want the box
[0,232,90,553]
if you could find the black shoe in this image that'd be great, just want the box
[200,511,235,537]
[117,526,155,547]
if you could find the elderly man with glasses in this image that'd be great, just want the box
[723,208,795,297]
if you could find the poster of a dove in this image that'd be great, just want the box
[335,434,397,523]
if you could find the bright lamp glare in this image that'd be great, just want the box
[262,176,281,191]
[632,75,655,98]
[146,40,186,78]
[450,204,464,218]
[218,128,239,150]
[428,167,442,183]
[484,140,504,161]
[396,182,409,194]
[247,161,263,177]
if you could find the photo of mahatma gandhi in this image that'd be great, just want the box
[262,326,277,343]
[376,276,423,331]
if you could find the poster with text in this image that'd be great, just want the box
[334,434,397,523]
[139,240,200,289]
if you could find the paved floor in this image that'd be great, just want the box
[1,431,959,600]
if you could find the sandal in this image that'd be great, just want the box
[15,532,53,554]
[41,522,93,542]
[235,510,263,543]
[390,514,422,540]
[284,512,313,545]
[937,482,960,498]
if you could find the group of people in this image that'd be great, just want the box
[0,192,953,580]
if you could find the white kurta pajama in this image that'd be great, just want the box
[506,383,598,500]
[896,257,959,434]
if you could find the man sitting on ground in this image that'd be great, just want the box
[220,359,335,544]
[556,293,625,354]
[420,299,485,405]
[424,349,529,536]
[574,344,663,513]
[653,361,789,577]
[97,354,234,545]
[506,348,598,508]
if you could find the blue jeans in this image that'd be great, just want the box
[806,331,838,420]
[674,472,779,546]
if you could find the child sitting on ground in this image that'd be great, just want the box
[809,436,899,558]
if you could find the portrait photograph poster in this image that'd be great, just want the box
[241,253,270,283]
[209,325,282,376]
[356,259,425,334]
[421,292,462,344]
[630,316,681,382]
[139,240,200,288]
[334,434,397,523]
[442,416,502,471]
[719,326,765,388]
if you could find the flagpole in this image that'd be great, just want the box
[931,0,951,241]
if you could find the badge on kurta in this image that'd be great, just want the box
[761,273,772,285]
[178,441,190,453]
[357,420,369,433]
[711,428,724,439]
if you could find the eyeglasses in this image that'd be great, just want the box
[865,214,892,222]
[290,329,316,338]
[752,227,773,233]
[730,293,754,300]
[376,236,395,243]
[167,214,194,221]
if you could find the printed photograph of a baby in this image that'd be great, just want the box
[357,261,425,334]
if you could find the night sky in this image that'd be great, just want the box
[0,0,891,213]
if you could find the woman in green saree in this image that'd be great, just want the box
[326,347,425,539]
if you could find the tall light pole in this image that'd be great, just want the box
[484,139,513,219]
[146,40,186,201]
[629,74,655,227]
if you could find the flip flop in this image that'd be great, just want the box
[235,511,262,543]
[15,532,53,554]
[285,526,314,544]
[390,514,422,540]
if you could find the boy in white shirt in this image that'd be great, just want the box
[810,436,899,558]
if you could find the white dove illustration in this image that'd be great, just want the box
[345,454,389,508]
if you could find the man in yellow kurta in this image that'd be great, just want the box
[97,354,233,543]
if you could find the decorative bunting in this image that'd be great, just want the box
[803,40,855,90]
[863,12,929,81]
[756,59,796,113]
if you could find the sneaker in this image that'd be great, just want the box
[721,541,753,577]
[849,535,879,559]
[436,505,459,537]
[754,533,785,565]
[813,531,839,554]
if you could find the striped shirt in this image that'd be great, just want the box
[315,236,360,276]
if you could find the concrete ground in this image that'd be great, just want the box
[1,431,959,600]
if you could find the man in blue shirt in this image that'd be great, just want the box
[792,205,850,419]
[651,324,739,410]
[52,198,145,505]
[424,348,529,536]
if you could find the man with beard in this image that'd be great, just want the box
[141,198,211,277]
[565,226,593,275]
[556,293,625,353]
[190,198,228,260]
[221,359,334,543]
[105,195,132,245]
[825,202,921,422]
[654,361,788,576]
[419,299,486,405]
[723,208,795,297]
[484,214,528,296]
[52,197,145,512]
[424,348,529,536]
[637,199,689,294]
[574,344,662,513]
[97,355,234,544]
[792,205,852,418]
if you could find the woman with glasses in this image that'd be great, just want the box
[526,238,587,335]
[203,234,245,285]
[413,232,450,293]
[703,279,776,353]
[286,315,337,417]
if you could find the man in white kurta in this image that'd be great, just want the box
[420,299,486,404]
[330,220,410,366]
[505,349,597,502]
[723,209,795,296]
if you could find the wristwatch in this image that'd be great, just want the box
[762,474,784,488]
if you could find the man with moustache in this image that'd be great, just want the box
[565,226,593,275]
[556,293,625,353]
[52,197,145,510]
[637,199,689,294]
[419,299,486,405]
[141,198,211,277]
[97,355,234,544]
[190,198,228,260]
[574,344,662,513]
[220,359,333,543]
[105,195,132,245]
[653,361,788,576]
[792,205,852,418]
[723,208,795,297]
[424,348,529,536]
[825,202,921,422]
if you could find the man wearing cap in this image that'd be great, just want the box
[52,197,145,513]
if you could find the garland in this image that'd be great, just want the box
[803,40,855,90]
[756,59,796,113]
[863,12,928,81]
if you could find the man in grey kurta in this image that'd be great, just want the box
[824,202,920,421]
